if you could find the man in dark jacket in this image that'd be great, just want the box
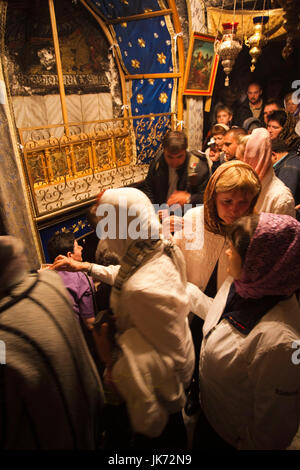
[140,130,210,208]
[234,82,265,127]
[271,138,299,219]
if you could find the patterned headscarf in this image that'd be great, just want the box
[242,127,272,180]
[278,112,300,151]
[204,160,261,236]
[235,212,300,299]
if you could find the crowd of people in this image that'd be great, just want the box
[203,81,300,220]
[0,79,299,451]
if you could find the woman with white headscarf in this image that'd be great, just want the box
[52,187,194,448]
[237,127,296,216]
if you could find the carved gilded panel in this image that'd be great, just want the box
[18,113,174,217]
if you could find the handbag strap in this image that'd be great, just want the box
[83,273,111,327]
[82,272,98,315]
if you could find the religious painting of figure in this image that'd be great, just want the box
[183,33,219,96]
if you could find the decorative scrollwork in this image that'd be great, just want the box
[67,174,93,201]
[30,129,51,142]
[19,113,174,216]
[38,183,65,212]
[69,125,84,136]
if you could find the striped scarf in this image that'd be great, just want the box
[112,237,185,299]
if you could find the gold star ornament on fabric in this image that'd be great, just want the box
[137,94,144,104]
[131,59,140,69]
[157,52,166,64]
[159,93,168,103]
[138,38,146,48]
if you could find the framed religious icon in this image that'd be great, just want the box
[183,32,219,96]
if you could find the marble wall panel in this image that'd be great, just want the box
[13,95,48,142]
[12,96,28,141]
[44,95,64,139]
[81,93,100,133]
[12,96,26,128]
[12,93,114,140]
[66,94,83,134]
[98,93,113,120]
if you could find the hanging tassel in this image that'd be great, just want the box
[173,32,183,58]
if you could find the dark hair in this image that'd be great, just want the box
[271,138,289,154]
[226,127,247,141]
[47,231,75,262]
[211,124,228,136]
[264,98,282,108]
[162,130,187,153]
[284,91,293,102]
[95,249,120,266]
[247,81,263,91]
[267,110,287,127]
[242,117,263,133]
[215,104,233,116]
[226,214,260,264]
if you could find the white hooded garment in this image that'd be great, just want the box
[92,188,195,437]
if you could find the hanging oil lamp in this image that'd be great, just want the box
[214,22,242,87]
[245,16,269,72]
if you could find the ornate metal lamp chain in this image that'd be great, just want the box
[216,0,226,42]
[261,0,267,24]
[233,0,237,31]
[241,0,244,37]
[245,0,258,39]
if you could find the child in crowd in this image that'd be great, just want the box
[205,123,228,174]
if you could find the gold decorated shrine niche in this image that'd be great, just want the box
[19,114,173,218]
[4,0,176,221]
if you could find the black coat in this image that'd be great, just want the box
[274,150,300,206]
[139,150,210,206]
[233,99,265,128]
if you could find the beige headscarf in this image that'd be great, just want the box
[242,127,272,180]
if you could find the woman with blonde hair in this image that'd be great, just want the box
[174,160,261,292]
[174,161,261,416]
